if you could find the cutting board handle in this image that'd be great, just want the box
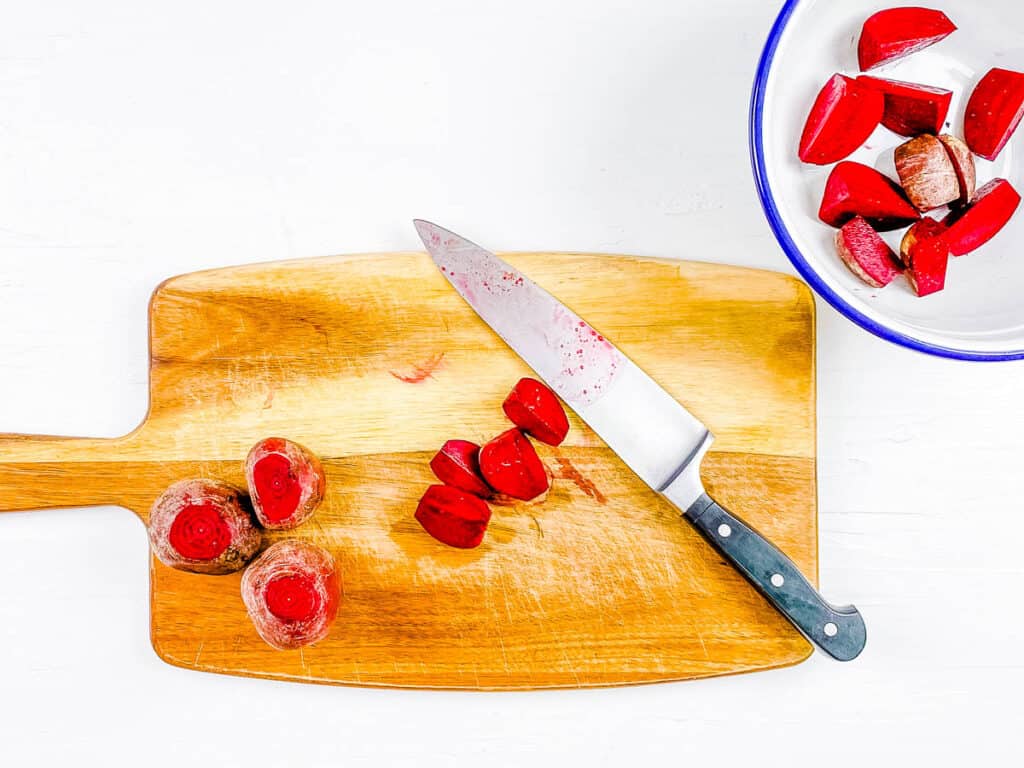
[0,433,129,513]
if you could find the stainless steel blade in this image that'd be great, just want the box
[414,220,711,503]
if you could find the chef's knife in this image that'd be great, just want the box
[414,220,866,661]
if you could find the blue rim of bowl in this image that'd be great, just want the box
[749,0,1024,362]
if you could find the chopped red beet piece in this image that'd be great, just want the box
[858,7,956,71]
[245,437,325,530]
[415,484,493,549]
[900,218,950,296]
[942,179,1022,256]
[819,161,920,231]
[430,439,493,498]
[964,68,1024,161]
[856,76,952,136]
[835,216,904,288]
[479,428,550,501]
[241,540,341,650]
[502,377,570,446]
[148,479,261,575]
[799,74,884,165]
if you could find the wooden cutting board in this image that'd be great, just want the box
[0,252,816,689]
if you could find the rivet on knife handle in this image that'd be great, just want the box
[683,494,867,662]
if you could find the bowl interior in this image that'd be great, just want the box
[757,0,1024,358]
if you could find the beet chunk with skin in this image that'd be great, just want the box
[245,437,325,530]
[149,479,261,575]
[241,540,341,650]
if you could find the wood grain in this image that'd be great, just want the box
[0,252,817,689]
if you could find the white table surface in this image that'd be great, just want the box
[1,0,1020,764]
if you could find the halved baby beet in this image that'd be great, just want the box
[964,68,1024,161]
[835,216,904,288]
[430,440,492,498]
[502,377,569,446]
[799,74,884,165]
[858,7,957,71]
[245,437,325,530]
[900,218,950,297]
[479,428,550,501]
[856,76,952,136]
[942,178,1022,256]
[415,485,493,549]
[895,134,960,212]
[148,479,261,575]
[938,134,976,207]
[819,161,920,231]
[241,540,340,650]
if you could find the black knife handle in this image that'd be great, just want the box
[685,493,866,662]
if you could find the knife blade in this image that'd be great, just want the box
[414,220,866,661]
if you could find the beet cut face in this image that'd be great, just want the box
[415,484,493,549]
[900,218,950,296]
[835,216,904,288]
[241,540,341,650]
[965,68,1024,161]
[858,7,957,72]
[429,439,492,498]
[479,428,550,501]
[799,74,884,165]
[856,76,952,136]
[818,161,920,231]
[502,377,570,446]
[245,437,325,530]
[942,178,1022,256]
[148,479,261,575]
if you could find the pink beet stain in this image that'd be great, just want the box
[389,352,446,384]
[554,458,607,504]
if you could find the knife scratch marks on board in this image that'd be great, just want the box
[263,387,275,409]
[553,458,607,504]
[695,628,710,661]
[389,352,446,383]
[193,641,205,666]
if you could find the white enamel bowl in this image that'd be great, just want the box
[751,0,1024,360]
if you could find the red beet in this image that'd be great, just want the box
[835,216,904,288]
[900,218,950,296]
[858,7,957,71]
[430,439,492,498]
[245,437,325,530]
[799,74,884,165]
[856,76,952,136]
[148,479,261,575]
[479,428,550,501]
[942,178,1022,256]
[938,134,977,207]
[818,161,920,231]
[415,484,493,549]
[241,540,341,650]
[964,68,1024,161]
[502,377,570,446]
